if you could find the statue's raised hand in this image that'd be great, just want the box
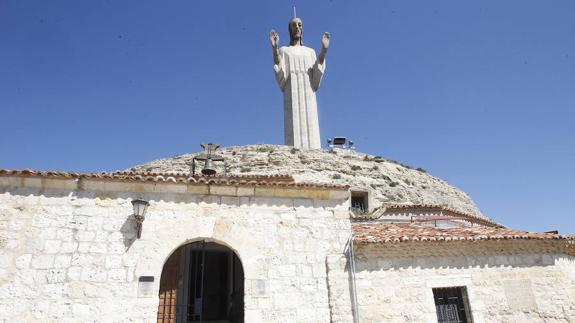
[270,30,279,49]
[321,32,330,50]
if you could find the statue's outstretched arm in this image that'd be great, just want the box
[270,30,287,90]
[318,32,330,65]
[311,32,329,91]
[270,30,280,65]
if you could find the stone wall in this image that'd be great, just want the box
[2,175,572,323]
[354,243,575,323]
[0,179,351,323]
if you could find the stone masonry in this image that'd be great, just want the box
[1,162,574,322]
[352,243,575,323]
[0,175,351,323]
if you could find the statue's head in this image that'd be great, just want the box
[288,17,303,46]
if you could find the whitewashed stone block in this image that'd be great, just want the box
[76,230,95,242]
[44,240,61,253]
[15,254,32,269]
[31,255,54,269]
[46,269,66,283]
[54,255,71,268]
[60,241,78,253]
[107,268,126,282]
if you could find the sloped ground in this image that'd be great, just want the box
[128,144,486,220]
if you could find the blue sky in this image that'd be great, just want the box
[1,1,574,233]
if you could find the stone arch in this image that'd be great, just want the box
[160,237,245,271]
[157,240,244,323]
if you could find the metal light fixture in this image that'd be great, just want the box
[131,198,149,239]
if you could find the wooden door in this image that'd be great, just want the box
[157,242,244,323]
[157,251,181,323]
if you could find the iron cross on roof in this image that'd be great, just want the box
[191,143,226,176]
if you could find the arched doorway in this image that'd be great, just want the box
[157,241,244,323]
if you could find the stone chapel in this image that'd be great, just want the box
[1,144,574,322]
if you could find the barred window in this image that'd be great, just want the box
[433,287,472,323]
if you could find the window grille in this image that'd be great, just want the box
[433,287,471,323]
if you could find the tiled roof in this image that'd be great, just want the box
[380,203,501,227]
[353,223,572,244]
[385,203,480,214]
[0,169,349,189]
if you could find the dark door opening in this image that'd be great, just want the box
[433,287,471,323]
[350,191,368,215]
[157,241,244,323]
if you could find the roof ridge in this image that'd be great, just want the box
[382,203,500,227]
[352,223,573,245]
[0,169,349,190]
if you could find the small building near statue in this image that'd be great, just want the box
[0,145,574,322]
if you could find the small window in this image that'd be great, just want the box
[350,191,368,214]
[433,287,472,323]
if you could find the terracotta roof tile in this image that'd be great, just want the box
[353,223,572,244]
[355,203,502,227]
[382,203,499,227]
[0,169,349,190]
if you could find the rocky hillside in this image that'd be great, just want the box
[128,144,486,219]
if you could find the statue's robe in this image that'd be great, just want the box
[274,45,325,150]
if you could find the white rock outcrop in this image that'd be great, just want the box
[128,144,487,220]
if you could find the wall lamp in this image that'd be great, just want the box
[131,198,150,239]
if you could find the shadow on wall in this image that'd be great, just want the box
[351,242,573,271]
[120,216,138,250]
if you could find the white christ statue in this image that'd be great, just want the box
[270,17,330,150]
